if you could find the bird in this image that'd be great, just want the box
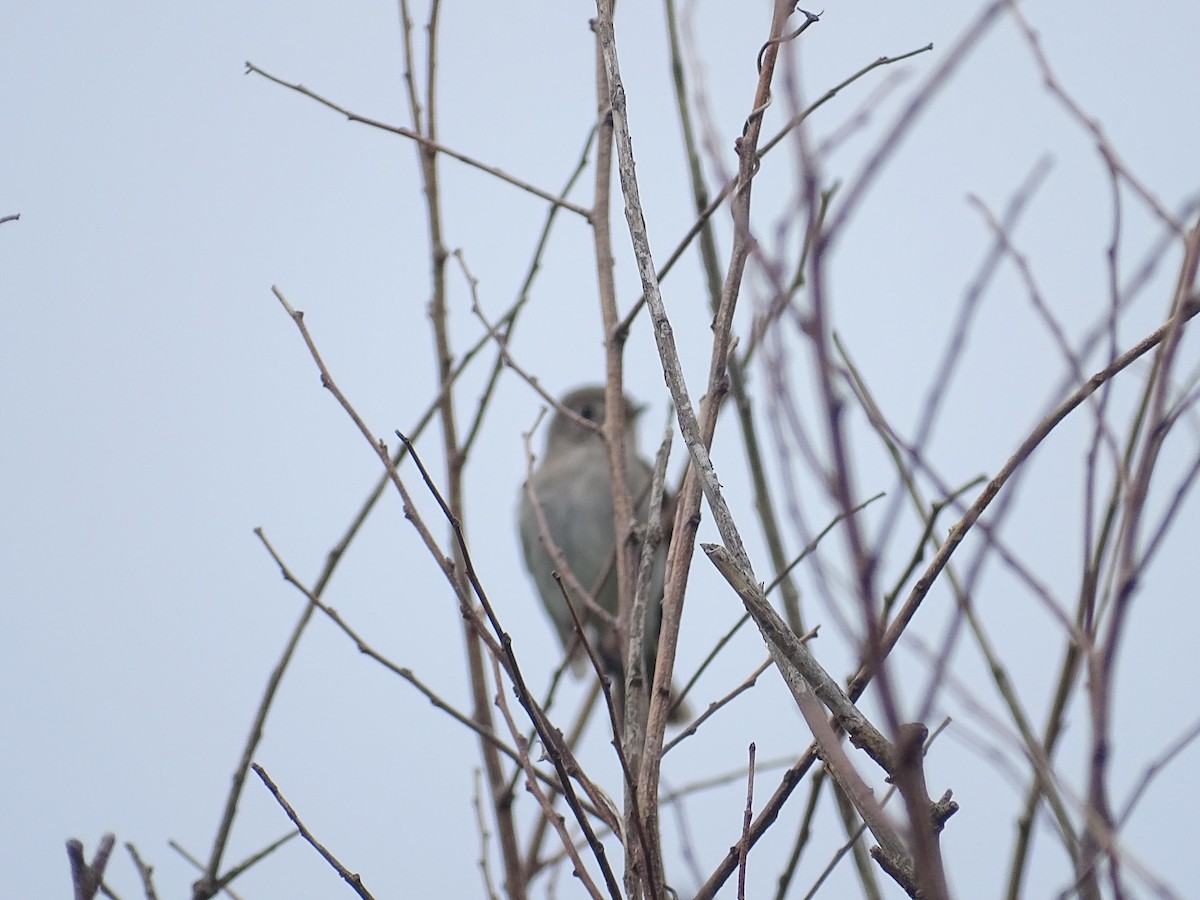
[517,385,688,723]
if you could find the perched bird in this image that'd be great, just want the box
[517,385,687,722]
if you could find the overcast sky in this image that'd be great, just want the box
[5,3,1200,898]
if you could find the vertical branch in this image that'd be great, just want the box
[594,0,802,895]
[590,13,639,707]
[788,7,950,895]
[67,835,115,900]
[397,1,525,897]
[589,10,654,900]
[662,0,806,636]
[738,743,757,900]
[1083,219,1200,896]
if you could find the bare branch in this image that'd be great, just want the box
[244,62,591,220]
[251,765,376,900]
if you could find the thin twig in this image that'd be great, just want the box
[251,765,376,900]
[124,843,160,900]
[67,834,115,900]
[244,62,591,220]
[253,527,523,764]
[168,843,245,900]
[489,657,608,900]
[397,431,625,899]
[737,743,757,900]
[662,658,773,756]
[471,770,501,900]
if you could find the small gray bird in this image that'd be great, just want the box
[517,385,687,722]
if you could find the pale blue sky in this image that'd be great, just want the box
[4,3,1199,898]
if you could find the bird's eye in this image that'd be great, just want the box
[579,402,597,421]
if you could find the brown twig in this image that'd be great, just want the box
[251,765,375,900]
[192,318,488,899]
[587,8,663,896]
[865,292,1200,700]
[617,41,930,339]
[243,63,591,220]
[396,431,624,899]
[673,492,882,718]
[67,834,115,900]
[124,843,159,900]
[703,544,929,890]
[471,771,501,900]
[488,657,608,900]
[597,8,808,896]
[469,263,604,440]
[520,453,618,634]
[253,527,523,763]
[822,2,1006,245]
[737,743,757,900]
[169,842,245,900]
[662,657,773,756]
[552,565,659,881]
[457,126,598,459]
[520,681,603,878]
